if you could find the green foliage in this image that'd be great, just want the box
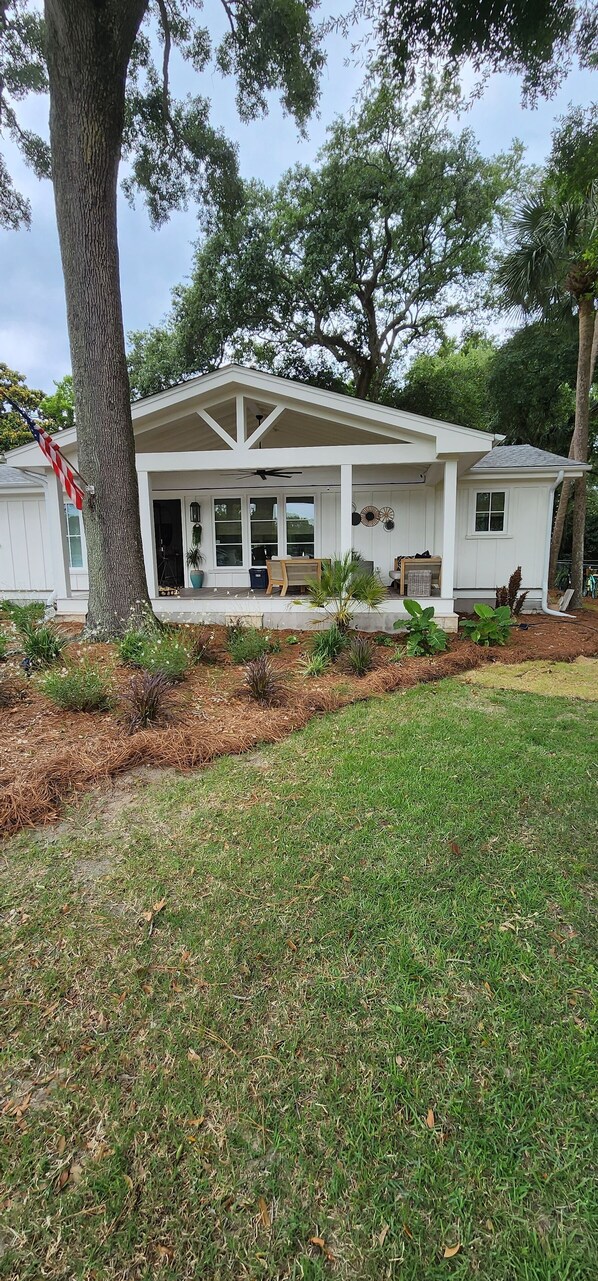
[311,624,347,663]
[358,0,593,103]
[374,632,395,647]
[137,631,193,682]
[549,104,598,201]
[1,598,45,630]
[497,185,598,314]
[343,634,374,677]
[300,651,330,678]
[185,545,205,569]
[40,661,113,712]
[0,630,8,660]
[394,599,448,657]
[0,364,47,452]
[39,374,75,431]
[21,622,67,668]
[118,628,150,668]
[228,626,271,665]
[285,634,300,646]
[308,554,386,630]
[128,78,521,400]
[3,0,324,233]
[119,671,173,734]
[460,603,514,647]
[488,319,580,453]
[0,664,24,707]
[397,334,496,432]
[242,654,287,705]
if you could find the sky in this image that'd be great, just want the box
[0,1,595,393]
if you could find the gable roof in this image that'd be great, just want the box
[470,445,590,472]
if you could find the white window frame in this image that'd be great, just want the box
[284,493,317,558]
[64,501,86,569]
[469,488,510,537]
[212,494,246,570]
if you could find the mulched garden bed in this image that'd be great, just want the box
[2,610,598,838]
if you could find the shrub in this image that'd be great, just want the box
[118,628,148,667]
[343,634,374,676]
[286,634,300,646]
[0,666,25,708]
[119,671,173,733]
[1,600,45,631]
[22,623,67,668]
[228,626,271,664]
[242,654,287,705]
[140,631,193,681]
[312,624,346,663]
[394,600,448,657]
[300,652,330,678]
[0,631,8,661]
[307,552,386,630]
[460,603,514,647]
[41,661,113,712]
[184,625,216,664]
[374,633,394,647]
[495,566,529,616]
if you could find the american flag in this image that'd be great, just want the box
[4,397,88,511]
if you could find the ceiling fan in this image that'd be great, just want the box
[235,467,303,481]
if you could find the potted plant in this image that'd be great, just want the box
[186,545,205,589]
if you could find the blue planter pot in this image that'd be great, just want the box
[190,570,204,589]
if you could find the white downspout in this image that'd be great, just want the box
[541,469,575,620]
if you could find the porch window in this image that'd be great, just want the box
[286,496,315,557]
[475,490,505,533]
[250,496,278,565]
[214,497,243,566]
[64,502,84,569]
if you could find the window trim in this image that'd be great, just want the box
[284,493,316,559]
[469,488,510,537]
[212,494,245,569]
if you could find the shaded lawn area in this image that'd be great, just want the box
[1,681,597,1281]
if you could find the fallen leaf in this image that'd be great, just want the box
[309,1236,326,1249]
[57,1135,66,1156]
[123,1174,134,1190]
[449,841,461,856]
[443,1243,461,1258]
[54,1167,70,1193]
[403,1224,413,1239]
[425,1108,435,1129]
[378,1223,390,1246]
[257,1196,271,1229]
[187,1048,201,1063]
[141,898,167,927]
[286,939,297,952]
[154,1244,174,1262]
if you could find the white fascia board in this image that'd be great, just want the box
[130,363,502,450]
[461,466,589,482]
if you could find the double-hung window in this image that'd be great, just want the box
[286,496,315,557]
[214,498,243,567]
[474,490,505,533]
[64,502,84,568]
[250,496,278,565]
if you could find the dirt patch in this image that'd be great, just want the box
[462,656,598,700]
[2,615,598,838]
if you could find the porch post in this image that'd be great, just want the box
[340,463,353,557]
[442,458,458,600]
[138,470,158,599]
[44,468,71,599]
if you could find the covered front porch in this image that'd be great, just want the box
[44,364,498,630]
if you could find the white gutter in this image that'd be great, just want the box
[541,469,575,620]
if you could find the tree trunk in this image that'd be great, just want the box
[570,296,595,606]
[45,0,152,637]
[549,317,598,587]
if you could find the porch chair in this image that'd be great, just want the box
[266,558,285,595]
[281,559,322,596]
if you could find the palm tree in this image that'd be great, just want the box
[498,186,598,605]
[306,553,386,630]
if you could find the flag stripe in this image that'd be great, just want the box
[29,422,86,510]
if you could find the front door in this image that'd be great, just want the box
[153,499,184,590]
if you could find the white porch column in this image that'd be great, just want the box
[442,458,458,600]
[340,462,353,557]
[44,468,71,599]
[138,470,158,599]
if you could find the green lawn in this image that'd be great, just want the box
[1,680,597,1280]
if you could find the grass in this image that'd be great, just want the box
[1,680,597,1280]
[462,656,598,701]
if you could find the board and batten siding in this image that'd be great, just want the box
[0,495,52,594]
[454,479,549,603]
[323,485,438,580]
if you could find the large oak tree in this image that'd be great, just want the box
[0,0,323,636]
[129,78,521,401]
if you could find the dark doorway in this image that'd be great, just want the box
[153,499,184,590]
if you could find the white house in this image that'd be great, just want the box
[0,365,588,630]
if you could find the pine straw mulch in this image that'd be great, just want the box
[2,611,598,839]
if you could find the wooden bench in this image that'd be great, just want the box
[266,558,323,596]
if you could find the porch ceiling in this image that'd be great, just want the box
[134,400,408,453]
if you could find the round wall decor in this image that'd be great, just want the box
[360,505,380,527]
[384,519,395,531]
[351,510,362,526]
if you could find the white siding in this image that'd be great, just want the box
[0,496,51,593]
[455,480,548,595]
